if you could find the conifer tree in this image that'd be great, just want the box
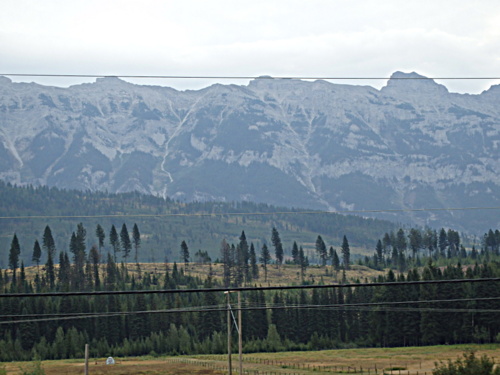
[32,239,42,271]
[341,235,351,270]
[375,239,384,265]
[249,243,259,280]
[260,243,271,282]
[408,228,423,258]
[8,233,21,284]
[109,225,120,262]
[46,250,55,289]
[438,228,448,257]
[58,251,71,290]
[220,239,232,287]
[271,227,283,269]
[382,232,392,257]
[331,247,340,270]
[299,246,308,281]
[89,245,100,288]
[95,224,105,251]
[396,228,407,256]
[70,223,87,288]
[42,225,56,259]
[315,235,328,266]
[239,231,250,281]
[235,244,245,287]
[105,252,117,289]
[423,228,437,257]
[120,223,132,262]
[180,240,190,269]
[132,223,141,264]
[291,241,299,264]
[95,224,105,263]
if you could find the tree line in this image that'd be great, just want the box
[1,221,500,361]
[0,180,397,269]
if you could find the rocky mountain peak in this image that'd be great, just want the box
[0,72,498,232]
[381,71,449,97]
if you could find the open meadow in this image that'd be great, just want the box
[122,261,384,286]
[3,344,500,374]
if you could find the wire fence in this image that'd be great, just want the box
[164,356,436,374]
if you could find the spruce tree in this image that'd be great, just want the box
[70,223,87,288]
[291,241,299,265]
[32,239,42,271]
[438,228,448,257]
[235,244,244,287]
[396,228,407,256]
[299,246,307,281]
[375,239,383,266]
[382,232,392,257]
[46,251,55,289]
[58,251,71,290]
[260,243,271,282]
[89,245,100,288]
[109,225,120,262]
[249,242,259,280]
[220,239,232,287]
[120,223,132,262]
[408,228,423,258]
[132,223,141,263]
[8,233,21,284]
[271,227,284,269]
[331,247,340,270]
[42,225,56,259]
[341,235,350,270]
[95,224,105,253]
[239,231,250,281]
[180,240,189,269]
[315,235,328,266]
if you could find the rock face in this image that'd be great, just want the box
[0,72,499,231]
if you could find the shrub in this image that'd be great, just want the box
[433,350,500,375]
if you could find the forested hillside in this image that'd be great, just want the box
[0,181,396,268]
[1,181,500,362]
[1,251,500,361]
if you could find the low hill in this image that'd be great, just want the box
[0,181,397,268]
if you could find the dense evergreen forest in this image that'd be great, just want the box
[0,181,397,268]
[0,213,499,361]
[1,181,500,362]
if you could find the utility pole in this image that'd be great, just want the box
[238,291,242,375]
[84,344,89,375]
[226,291,232,375]
[226,290,243,374]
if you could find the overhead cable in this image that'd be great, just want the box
[1,277,499,299]
[1,73,499,81]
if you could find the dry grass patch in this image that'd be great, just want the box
[3,345,500,374]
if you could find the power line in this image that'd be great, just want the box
[2,296,500,326]
[2,295,499,319]
[0,205,498,220]
[1,277,499,299]
[2,73,500,81]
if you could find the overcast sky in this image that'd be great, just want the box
[1,0,500,93]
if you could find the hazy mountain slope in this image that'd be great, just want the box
[0,73,499,231]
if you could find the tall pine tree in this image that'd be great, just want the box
[271,227,284,269]
[341,235,351,270]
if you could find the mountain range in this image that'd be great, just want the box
[0,72,498,232]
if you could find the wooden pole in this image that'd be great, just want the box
[84,344,89,375]
[238,291,242,375]
[227,292,232,375]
